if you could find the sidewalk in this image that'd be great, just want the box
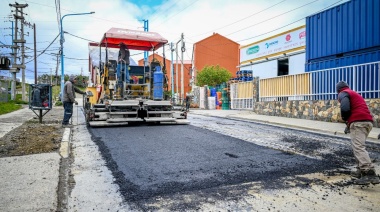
[189,109,380,142]
[0,106,68,211]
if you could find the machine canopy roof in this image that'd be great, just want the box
[99,28,168,51]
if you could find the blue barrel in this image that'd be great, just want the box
[153,66,163,100]
[210,88,216,97]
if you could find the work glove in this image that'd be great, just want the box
[74,101,78,105]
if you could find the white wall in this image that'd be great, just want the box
[249,60,278,79]
[288,53,305,75]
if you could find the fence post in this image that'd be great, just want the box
[353,65,356,91]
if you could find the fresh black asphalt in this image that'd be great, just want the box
[88,123,355,204]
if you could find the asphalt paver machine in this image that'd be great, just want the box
[84,28,188,127]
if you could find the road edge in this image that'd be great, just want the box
[57,127,72,211]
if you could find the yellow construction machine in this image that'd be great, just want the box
[84,28,188,127]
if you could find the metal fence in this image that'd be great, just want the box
[0,81,8,102]
[259,61,380,101]
[310,61,380,100]
[230,82,254,109]
[260,73,311,102]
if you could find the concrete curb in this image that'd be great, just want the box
[57,127,72,211]
[59,128,71,158]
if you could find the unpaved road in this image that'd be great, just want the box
[67,113,380,211]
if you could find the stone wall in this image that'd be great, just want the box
[253,99,380,128]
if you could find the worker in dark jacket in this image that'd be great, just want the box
[185,94,191,112]
[62,76,85,126]
[336,81,379,185]
[117,42,130,82]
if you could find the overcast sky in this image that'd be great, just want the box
[0,0,347,83]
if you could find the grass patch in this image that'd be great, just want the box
[52,85,60,100]
[0,94,28,115]
[0,102,22,115]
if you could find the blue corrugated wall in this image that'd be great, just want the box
[306,0,380,62]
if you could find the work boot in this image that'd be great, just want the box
[354,170,380,185]
[62,123,73,128]
[350,168,361,179]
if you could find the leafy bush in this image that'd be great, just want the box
[196,65,232,87]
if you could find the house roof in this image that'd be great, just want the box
[195,33,239,46]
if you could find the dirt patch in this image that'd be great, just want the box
[0,107,64,158]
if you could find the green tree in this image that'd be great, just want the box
[195,65,232,87]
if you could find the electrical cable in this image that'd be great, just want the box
[24,0,140,29]
[154,0,200,28]
[64,31,97,43]
[25,33,59,64]
[190,0,287,38]
[149,1,179,23]
[226,0,319,36]
[238,0,344,43]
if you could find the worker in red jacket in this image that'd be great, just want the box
[336,81,379,185]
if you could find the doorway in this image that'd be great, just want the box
[278,58,289,76]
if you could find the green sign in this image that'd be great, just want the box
[246,45,259,55]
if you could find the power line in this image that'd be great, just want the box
[25,33,60,64]
[62,56,87,60]
[24,0,35,24]
[226,0,319,36]
[25,41,50,44]
[154,0,200,28]
[237,0,344,43]
[64,31,97,43]
[24,0,140,29]
[190,0,287,39]
[149,1,179,23]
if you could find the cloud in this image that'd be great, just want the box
[0,0,346,83]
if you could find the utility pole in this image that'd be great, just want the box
[34,23,37,84]
[21,14,26,101]
[190,44,195,92]
[21,19,33,99]
[55,53,59,86]
[170,42,175,103]
[175,40,180,104]
[143,20,149,66]
[180,33,185,105]
[9,2,28,100]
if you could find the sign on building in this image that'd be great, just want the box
[240,26,306,65]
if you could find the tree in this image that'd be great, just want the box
[195,65,232,87]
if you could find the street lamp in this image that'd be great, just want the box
[60,12,94,100]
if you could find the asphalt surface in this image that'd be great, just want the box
[88,116,380,211]
[90,125,325,197]
[1,103,380,211]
